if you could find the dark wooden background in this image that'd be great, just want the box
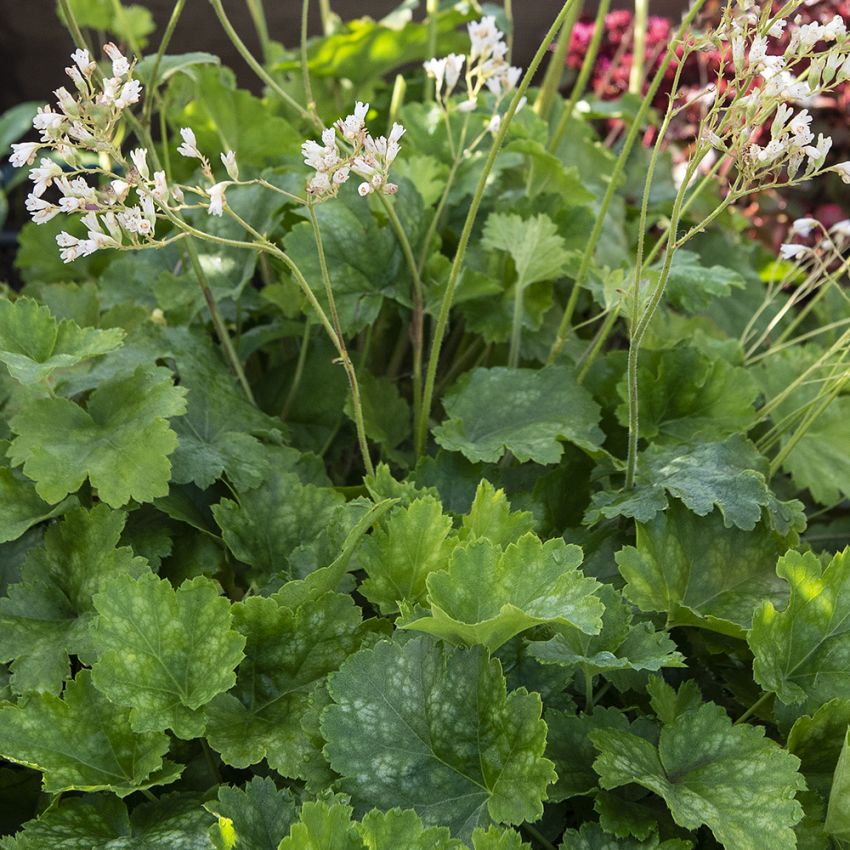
[1,1,689,112]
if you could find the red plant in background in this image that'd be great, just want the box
[562,4,850,232]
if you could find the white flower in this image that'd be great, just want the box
[308,171,332,195]
[804,133,832,169]
[333,166,350,185]
[207,182,229,216]
[28,157,62,196]
[103,42,130,78]
[444,53,465,93]
[424,57,447,93]
[337,102,369,141]
[221,150,239,180]
[56,231,97,262]
[32,106,64,136]
[779,243,810,260]
[468,16,503,61]
[749,34,768,68]
[111,179,131,203]
[731,34,746,71]
[9,142,40,167]
[389,122,405,145]
[177,127,202,159]
[358,182,372,196]
[115,80,142,109]
[25,193,60,224]
[833,161,850,184]
[54,86,78,116]
[152,170,169,202]
[791,217,819,237]
[71,48,94,75]
[458,98,478,113]
[830,219,850,239]
[97,77,119,106]
[487,114,501,134]
[130,147,149,180]
[767,18,786,39]
[822,15,846,41]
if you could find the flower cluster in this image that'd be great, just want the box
[780,215,850,261]
[301,103,405,199]
[8,44,171,262]
[693,3,850,187]
[8,43,243,264]
[424,16,524,133]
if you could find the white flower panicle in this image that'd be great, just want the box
[302,106,405,200]
[423,16,523,136]
[697,1,850,187]
[7,43,238,258]
[777,214,850,267]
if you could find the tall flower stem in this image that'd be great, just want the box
[536,0,583,120]
[245,0,271,63]
[207,0,320,129]
[414,0,582,458]
[380,196,425,435]
[548,0,609,153]
[142,0,187,125]
[425,0,440,101]
[629,0,649,93]
[546,0,708,363]
[624,152,705,488]
[307,205,375,476]
[301,0,318,119]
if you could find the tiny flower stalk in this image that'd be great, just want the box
[415,0,582,458]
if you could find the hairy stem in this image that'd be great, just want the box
[547,0,708,362]
[306,205,375,477]
[301,0,317,118]
[548,0,609,153]
[245,0,271,63]
[629,0,649,93]
[415,0,582,458]
[380,195,424,436]
[208,0,319,128]
[142,0,187,125]
[535,0,582,120]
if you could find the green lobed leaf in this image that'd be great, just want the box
[358,496,455,614]
[457,480,535,548]
[592,702,805,850]
[482,212,572,290]
[403,534,603,652]
[434,367,604,464]
[8,365,187,507]
[0,505,148,694]
[750,548,850,708]
[616,503,789,637]
[0,461,74,546]
[615,346,758,442]
[278,799,363,850]
[204,591,376,777]
[529,584,685,677]
[0,297,124,385]
[204,777,297,850]
[321,636,556,840]
[788,699,850,800]
[90,572,245,738]
[560,823,693,849]
[0,670,179,797]
[591,436,773,531]
[212,468,345,583]
[10,793,215,849]
[826,728,850,842]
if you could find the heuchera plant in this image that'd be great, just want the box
[1,0,850,847]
